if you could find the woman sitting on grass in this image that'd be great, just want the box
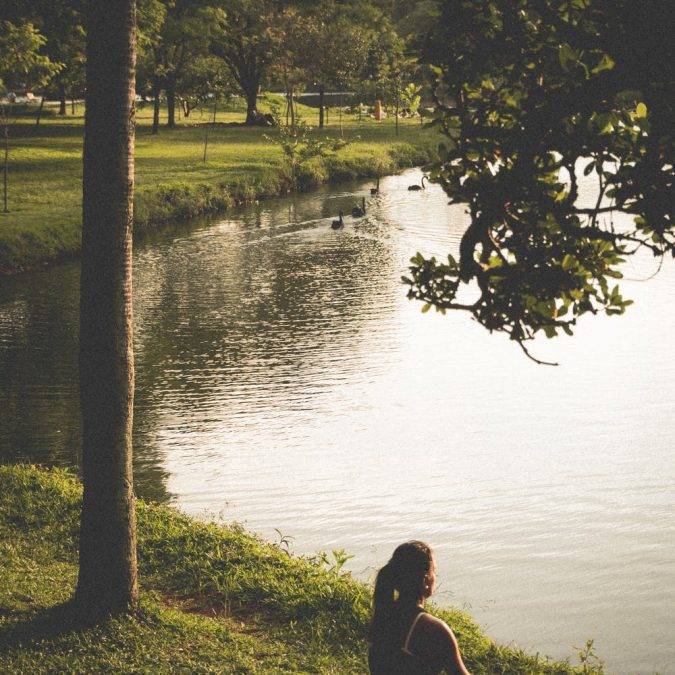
[369,541,471,675]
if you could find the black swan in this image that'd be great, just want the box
[408,175,428,191]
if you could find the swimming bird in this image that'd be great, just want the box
[408,175,428,191]
[331,211,345,229]
[351,197,366,218]
[370,177,380,195]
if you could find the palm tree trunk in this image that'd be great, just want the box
[76,0,138,618]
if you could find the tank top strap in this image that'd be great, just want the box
[402,609,425,655]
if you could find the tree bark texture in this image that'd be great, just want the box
[77,0,138,618]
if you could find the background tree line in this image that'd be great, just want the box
[1,0,434,130]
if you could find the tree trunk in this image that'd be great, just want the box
[59,83,67,115]
[318,84,325,129]
[2,115,8,213]
[76,0,138,619]
[338,92,342,136]
[35,96,45,126]
[203,97,217,163]
[72,89,76,115]
[244,80,259,126]
[151,81,160,135]
[166,81,176,128]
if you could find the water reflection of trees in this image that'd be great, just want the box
[131,193,402,425]
[0,184,405,504]
[0,263,172,503]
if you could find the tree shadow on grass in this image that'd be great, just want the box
[0,601,103,655]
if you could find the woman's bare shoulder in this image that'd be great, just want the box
[419,613,458,643]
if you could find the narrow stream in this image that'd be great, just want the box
[1,169,673,673]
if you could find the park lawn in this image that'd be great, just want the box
[0,96,439,273]
[0,465,601,674]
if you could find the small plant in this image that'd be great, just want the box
[273,527,294,555]
[575,638,605,673]
[400,83,422,116]
[314,548,355,575]
[265,99,347,178]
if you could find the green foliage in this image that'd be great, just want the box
[0,21,60,94]
[405,0,673,363]
[400,82,422,114]
[265,99,347,178]
[0,465,603,673]
[0,102,437,272]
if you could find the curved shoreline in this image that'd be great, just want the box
[0,465,600,673]
[0,135,436,277]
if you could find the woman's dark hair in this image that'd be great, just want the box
[371,541,433,642]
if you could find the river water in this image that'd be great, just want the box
[1,169,673,673]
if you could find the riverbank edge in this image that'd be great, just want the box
[0,139,435,277]
[0,465,600,673]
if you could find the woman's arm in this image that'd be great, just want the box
[425,617,471,675]
[444,626,470,675]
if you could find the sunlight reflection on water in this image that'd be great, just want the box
[0,169,673,673]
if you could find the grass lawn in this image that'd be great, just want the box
[0,465,602,673]
[0,96,439,273]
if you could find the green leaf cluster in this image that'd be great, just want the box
[408,0,673,362]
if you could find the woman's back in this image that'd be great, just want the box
[369,605,465,675]
[369,541,470,675]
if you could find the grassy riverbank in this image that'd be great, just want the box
[0,465,602,673]
[0,97,439,274]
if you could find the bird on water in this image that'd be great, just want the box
[331,211,345,229]
[352,197,366,218]
[408,176,427,191]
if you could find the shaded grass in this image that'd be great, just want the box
[0,465,602,673]
[0,97,439,273]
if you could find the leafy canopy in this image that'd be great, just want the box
[0,20,61,94]
[404,0,673,364]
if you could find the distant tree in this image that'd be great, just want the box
[0,20,60,212]
[136,0,166,132]
[302,1,374,129]
[4,0,87,116]
[137,0,225,131]
[76,0,138,615]
[405,0,674,364]
[351,6,409,116]
[213,0,283,125]
[176,54,232,118]
[267,5,313,129]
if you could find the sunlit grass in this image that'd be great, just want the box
[0,465,601,673]
[0,96,437,272]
